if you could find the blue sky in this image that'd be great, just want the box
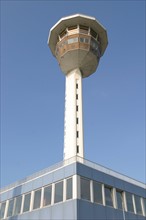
[1,1,145,187]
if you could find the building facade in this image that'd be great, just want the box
[0,157,146,220]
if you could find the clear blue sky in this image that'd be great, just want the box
[1,1,145,187]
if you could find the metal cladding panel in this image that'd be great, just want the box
[105,206,118,219]
[77,162,93,179]
[77,199,94,219]
[123,181,145,197]
[32,177,43,189]
[21,181,33,194]
[77,200,146,220]
[103,173,115,186]
[42,172,53,186]
[8,200,77,220]
[64,163,76,178]
[125,211,139,220]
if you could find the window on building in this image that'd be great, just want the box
[79,25,88,34]
[76,105,78,111]
[7,199,14,217]
[77,131,79,138]
[66,178,72,200]
[68,25,77,30]
[90,28,97,39]
[33,189,42,210]
[76,94,78,100]
[59,29,67,39]
[76,117,79,124]
[80,37,84,43]
[105,186,113,207]
[116,190,124,210]
[93,181,103,204]
[144,198,146,216]
[134,195,143,215]
[54,181,63,203]
[0,202,6,219]
[81,177,90,201]
[43,185,52,206]
[13,195,22,216]
[76,83,78,89]
[79,37,89,44]
[77,145,79,153]
[68,38,78,44]
[126,192,134,213]
[23,193,31,213]
[68,26,78,34]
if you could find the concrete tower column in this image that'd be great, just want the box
[48,14,108,161]
[64,68,84,160]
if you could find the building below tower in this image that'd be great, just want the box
[0,157,145,220]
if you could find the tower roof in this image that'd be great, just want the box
[48,14,108,57]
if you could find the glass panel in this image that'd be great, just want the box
[68,38,78,44]
[7,199,14,217]
[43,185,52,206]
[105,186,113,207]
[81,177,90,201]
[85,38,89,44]
[116,191,123,210]
[68,25,77,31]
[80,38,84,43]
[54,181,63,203]
[33,189,42,210]
[60,29,67,39]
[66,178,72,200]
[14,195,22,215]
[93,181,103,204]
[143,198,146,216]
[23,193,31,212]
[134,195,143,215]
[126,192,134,213]
[90,28,97,39]
[0,202,6,219]
[79,25,88,34]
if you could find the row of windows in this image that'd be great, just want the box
[56,37,101,58]
[0,178,72,219]
[1,176,145,219]
[80,177,146,216]
[59,25,99,41]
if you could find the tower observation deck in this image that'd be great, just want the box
[48,14,108,160]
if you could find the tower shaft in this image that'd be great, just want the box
[64,68,84,160]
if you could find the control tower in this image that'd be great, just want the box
[48,14,108,160]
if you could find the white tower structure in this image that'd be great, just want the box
[48,14,108,160]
